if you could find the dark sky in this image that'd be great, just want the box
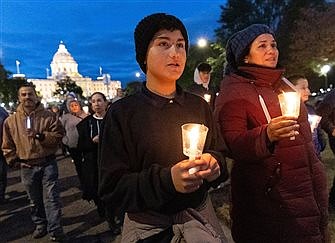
[1,0,225,87]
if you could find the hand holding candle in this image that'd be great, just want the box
[181,123,208,174]
[278,92,300,140]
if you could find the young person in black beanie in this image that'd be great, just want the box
[99,13,228,242]
[215,24,329,242]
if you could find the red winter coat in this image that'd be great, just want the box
[215,66,328,243]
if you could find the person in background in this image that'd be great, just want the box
[51,105,61,119]
[0,106,8,204]
[2,83,66,241]
[316,87,335,210]
[60,100,88,184]
[187,62,216,110]
[289,74,326,159]
[111,88,124,103]
[76,92,121,235]
[99,13,228,242]
[215,24,329,242]
[59,92,76,116]
[59,92,77,156]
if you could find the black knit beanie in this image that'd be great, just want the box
[225,24,275,74]
[134,13,189,73]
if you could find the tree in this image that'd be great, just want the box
[283,5,335,73]
[214,0,329,91]
[124,81,142,96]
[54,76,83,99]
[215,0,288,44]
[276,0,327,72]
[0,63,27,106]
[207,42,226,88]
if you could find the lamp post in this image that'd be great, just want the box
[321,64,331,88]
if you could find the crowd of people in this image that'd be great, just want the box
[0,12,334,243]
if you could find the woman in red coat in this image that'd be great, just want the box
[215,24,329,242]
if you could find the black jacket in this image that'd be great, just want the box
[99,83,227,216]
[77,114,104,201]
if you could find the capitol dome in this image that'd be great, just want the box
[50,41,82,79]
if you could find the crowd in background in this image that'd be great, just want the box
[0,12,335,243]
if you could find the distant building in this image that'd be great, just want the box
[27,41,121,104]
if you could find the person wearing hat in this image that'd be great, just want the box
[215,24,329,242]
[99,13,228,242]
[187,62,217,110]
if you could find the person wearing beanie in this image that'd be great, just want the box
[99,13,228,242]
[187,62,217,110]
[60,100,88,184]
[215,24,329,242]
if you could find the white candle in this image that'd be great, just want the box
[308,114,322,132]
[204,94,211,103]
[259,95,271,123]
[278,92,300,140]
[26,116,31,129]
[278,92,300,117]
[82,106,89,114]
[181,123,208,174]
[188,127,199,161]
[188,127,200,174]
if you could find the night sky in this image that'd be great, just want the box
[1,0,225,87]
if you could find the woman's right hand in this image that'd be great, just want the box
[267,115,299,142]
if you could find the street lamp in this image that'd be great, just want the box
[197,38,207,48]
[321,64,331,88]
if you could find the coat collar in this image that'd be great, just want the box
[237,65,285,88]
[140,82,185,109]
[16,102,44,116]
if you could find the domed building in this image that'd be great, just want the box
[28,41,121,105]
[50,41,82,80]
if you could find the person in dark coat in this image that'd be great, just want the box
[316,88,335,209]
[76,92,121,234]
[215,24,329,242]
[99,13,228,242]
[187,62,216,110]
[0,106,8,204]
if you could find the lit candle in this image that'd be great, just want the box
[82,106,89,114]
[278,92,300,117]
[188,127,199,161]
[181,123,208,174]
[26,116,31,129]
[278,92,300,140]
[204,94,211,103]
[308,114,322,132]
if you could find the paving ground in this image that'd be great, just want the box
[0,154,122,243]
[0,154,233,243]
